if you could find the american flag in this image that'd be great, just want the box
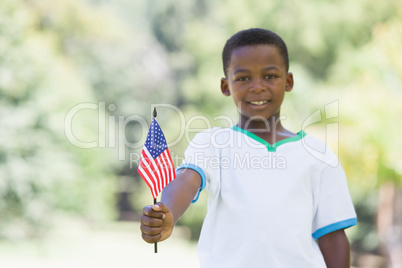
[138,118,176,199]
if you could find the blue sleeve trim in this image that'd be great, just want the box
[176,163,206,203]
[312,217,357,239]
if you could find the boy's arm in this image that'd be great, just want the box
[140,168,201,243]
[317,229,351,268]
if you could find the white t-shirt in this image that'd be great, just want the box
[176,126,357,268]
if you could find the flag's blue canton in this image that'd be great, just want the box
[144,118,168,159]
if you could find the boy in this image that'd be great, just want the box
[140,28,357,267]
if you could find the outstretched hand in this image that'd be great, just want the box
[140,202,174,243]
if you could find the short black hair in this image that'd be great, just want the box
[222,28,289,76]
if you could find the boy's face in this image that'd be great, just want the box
[221,45,293,125]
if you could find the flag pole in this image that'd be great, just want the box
[153,107,158,254]
[139,106,175,253]
[154,197,157,253]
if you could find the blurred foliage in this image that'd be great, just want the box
[0,0,401,263]
[0,0,121,239]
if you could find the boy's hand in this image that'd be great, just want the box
[140,202,174,243]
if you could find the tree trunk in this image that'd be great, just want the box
[377,182,402,268]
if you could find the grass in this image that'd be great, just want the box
[0,218,381,267]
[0,218,199,268]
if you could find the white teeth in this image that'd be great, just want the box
[250,101,268,105]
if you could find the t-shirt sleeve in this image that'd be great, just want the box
[175,130,218,203]
[312,157,357,239]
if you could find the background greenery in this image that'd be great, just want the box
[0,0,401,267]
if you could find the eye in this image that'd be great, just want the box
[265,75,276,79]
[236,77,250,81]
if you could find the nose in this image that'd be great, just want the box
[249,78,267,93]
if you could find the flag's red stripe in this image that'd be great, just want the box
[155,159,164,191]
[160,153,168,188]
[165,150,174,182]
[155,156,167,190]
[156,151,171,191]
[140,151,158,198]
[138,167,156,199]
[138,147,176,199]
[162,150,173,185]
[137,119,177,200]
[165,149,175,182]
[138,151,157,198]
[143,149,162,195]
[140,150,160,198]
[162,151,171,186]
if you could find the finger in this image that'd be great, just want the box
[152,202,170,213]
[142,205,153,215]
[140,215,163,227]
[143,208,165,219]
[142,233,162,243]
[140,224,162,236]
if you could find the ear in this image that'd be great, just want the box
[221,78,231,96]
[285,72,294,92]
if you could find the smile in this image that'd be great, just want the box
[249,100,269,106]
